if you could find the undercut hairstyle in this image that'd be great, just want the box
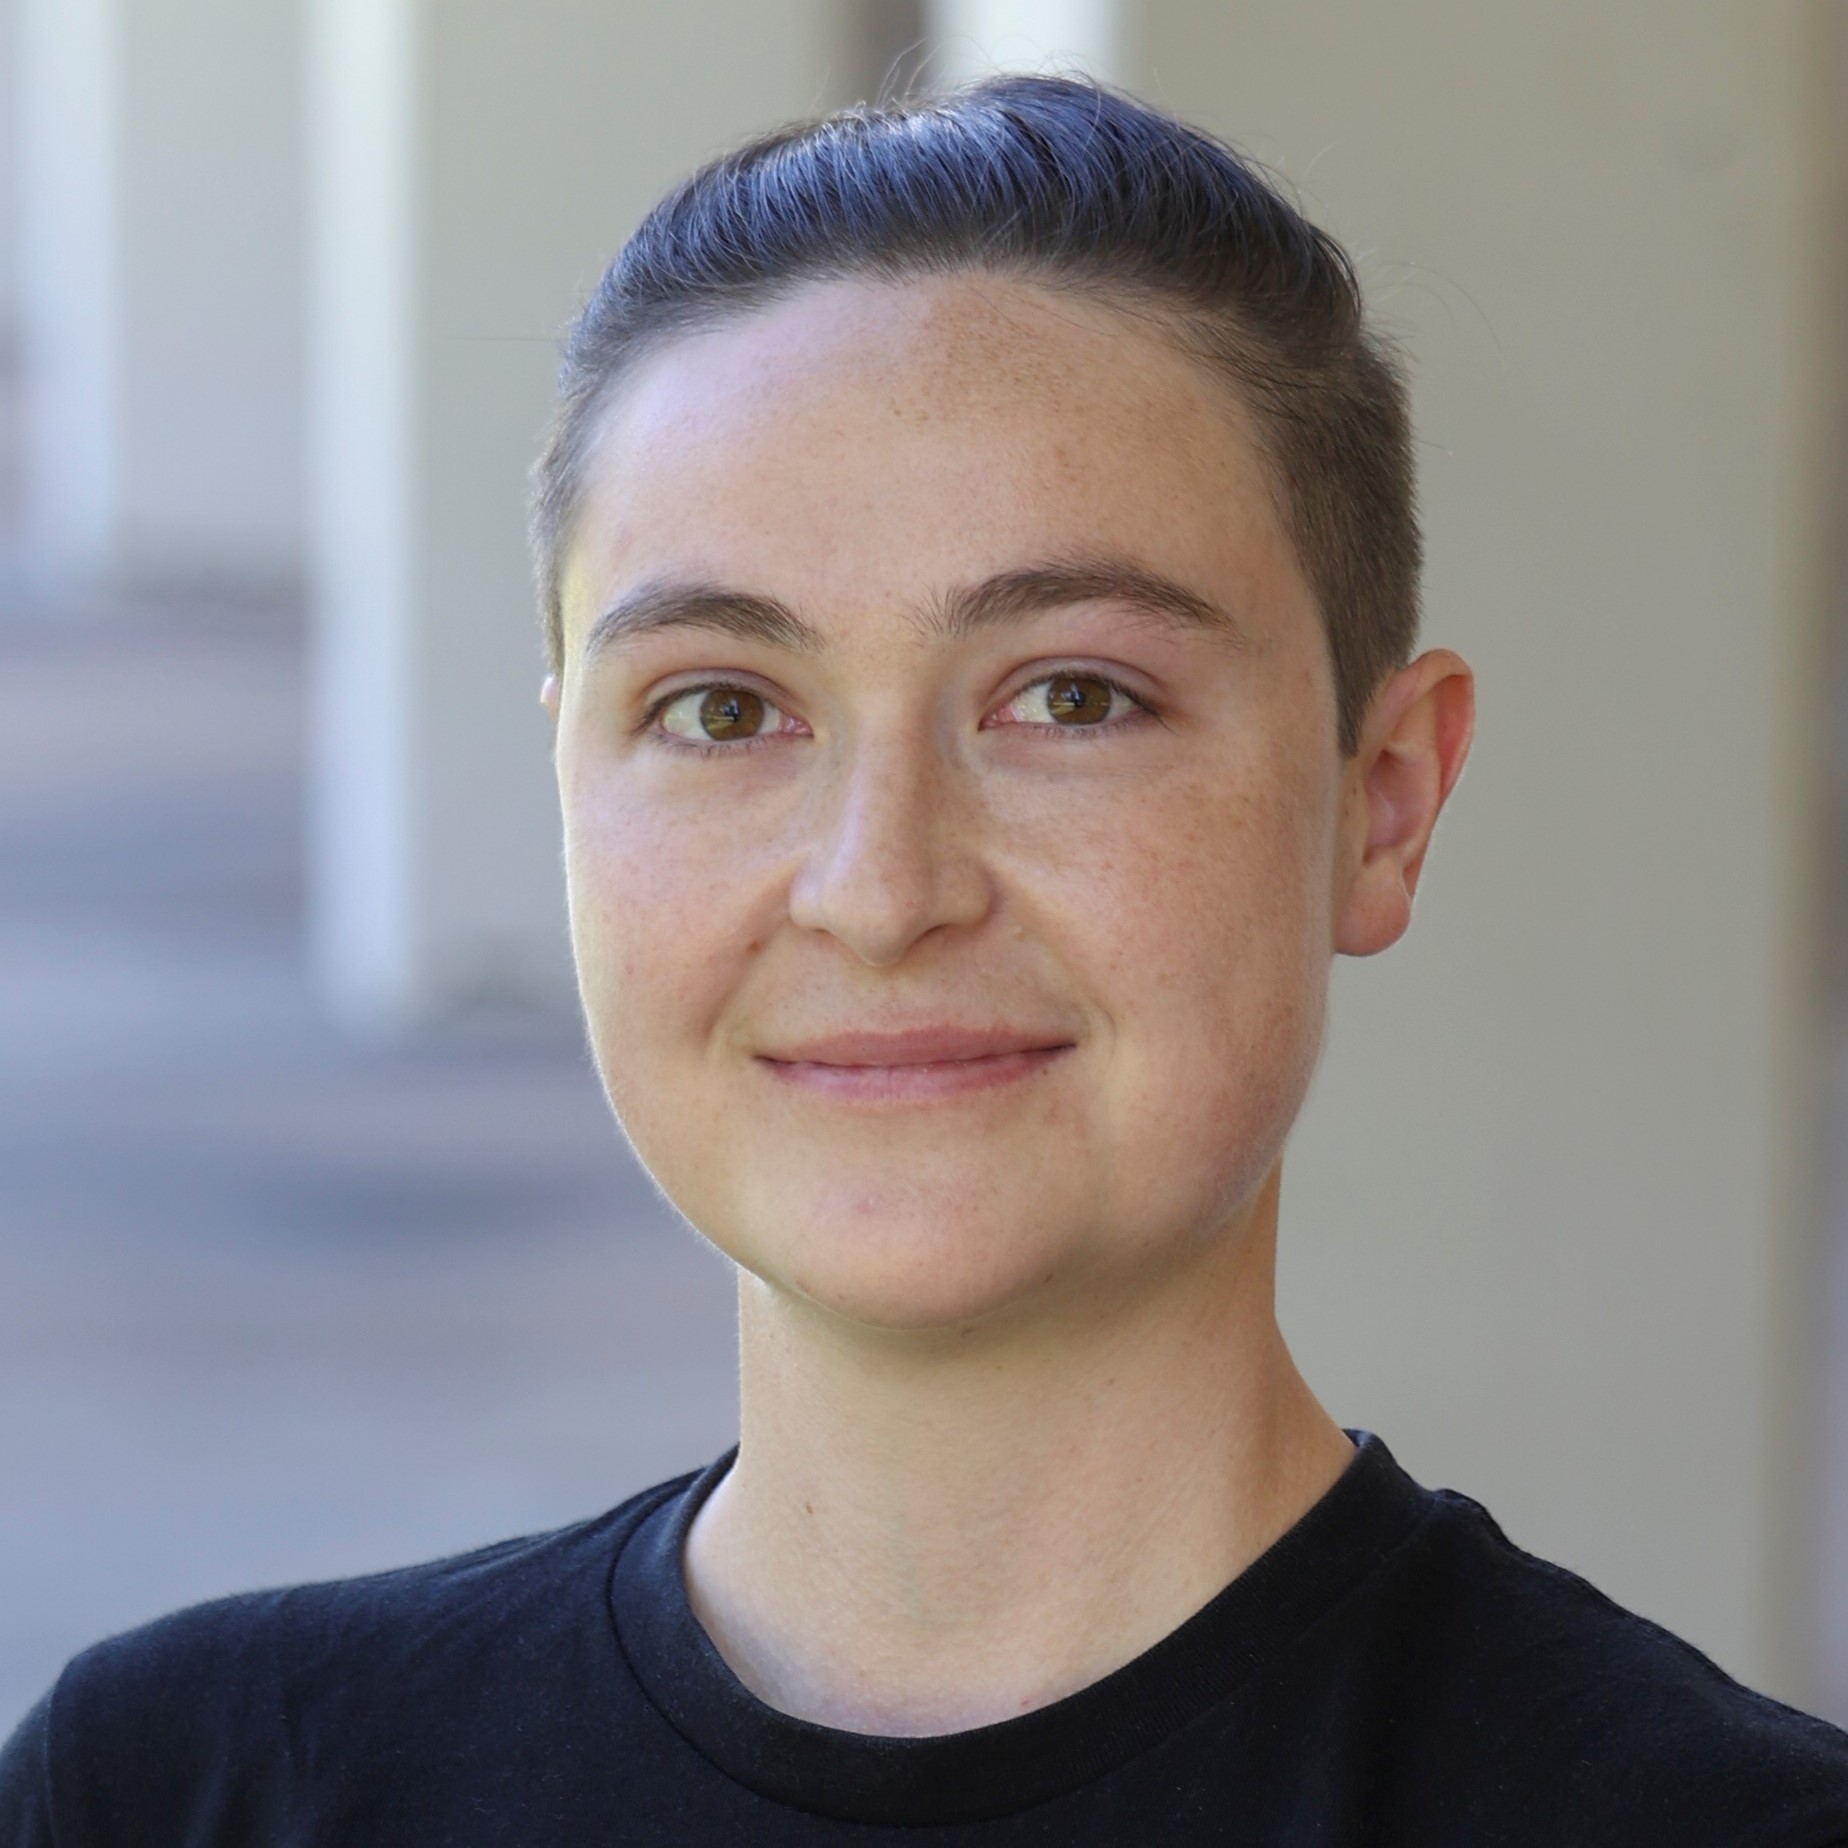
[532,74,1419,753]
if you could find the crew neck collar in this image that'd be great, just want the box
[607,1430,1432,1828]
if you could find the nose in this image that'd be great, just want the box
[787,733,994,966]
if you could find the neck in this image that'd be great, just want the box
[682,1166,1352,1735]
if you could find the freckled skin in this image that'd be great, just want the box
[550,274,1442,1335]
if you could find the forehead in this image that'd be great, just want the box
[563,274,1299,642]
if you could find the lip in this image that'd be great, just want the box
[756,1026,1076,1102]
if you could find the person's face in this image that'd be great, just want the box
[551,275,1414,1332]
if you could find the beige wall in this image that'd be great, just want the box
[1138,0,1831,1696]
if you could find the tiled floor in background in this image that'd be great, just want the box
[0,591,738,1734]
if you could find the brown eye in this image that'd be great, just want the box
[657,685,788,745]
[698,687,765,739]
[1043,674,1116,725]
[992,672,1139,732]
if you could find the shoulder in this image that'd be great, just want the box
[61,1481,672,1715]
[1385,1484,1848,1845]
[0,1474,691,1846]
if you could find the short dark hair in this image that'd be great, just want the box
[532,75,1418,753]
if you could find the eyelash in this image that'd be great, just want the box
[639,669,1155,754]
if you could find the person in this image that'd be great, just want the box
[4,73,1847,1847]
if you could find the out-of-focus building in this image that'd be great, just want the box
[1,0,1843,1718]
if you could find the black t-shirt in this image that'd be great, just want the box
[4,1433,1847,1844]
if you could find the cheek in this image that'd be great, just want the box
[1039,762,1333,1185]
[1037,758,1328,996]
[561,766,779,1093]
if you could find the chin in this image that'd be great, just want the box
[710,1179,1095,1335]
[761,1253,1068,1336]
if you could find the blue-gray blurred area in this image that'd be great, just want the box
[0,580,738,1733]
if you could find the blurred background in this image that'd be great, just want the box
[1,0,1846,1735]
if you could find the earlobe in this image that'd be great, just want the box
[1333,650,1475,958]
[540,675,561,723]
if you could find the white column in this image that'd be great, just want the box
[1137,0,1829,1701]
[0,0,25,459]
[13,0,304,588]
[305,0,846,1022]
[15,0,115,571]
[925,0,1125,86]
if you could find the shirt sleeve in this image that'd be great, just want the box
[0,1608,286,1848]
[0,1689,65,1848]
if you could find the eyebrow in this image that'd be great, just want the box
[925,558,1244,645]
[583,582,825,658]
[581,555,1243,662]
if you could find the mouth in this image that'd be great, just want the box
[755,1027,1077,1103]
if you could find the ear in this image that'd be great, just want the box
[1333,649,1475,957]
[540,674,561,723]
